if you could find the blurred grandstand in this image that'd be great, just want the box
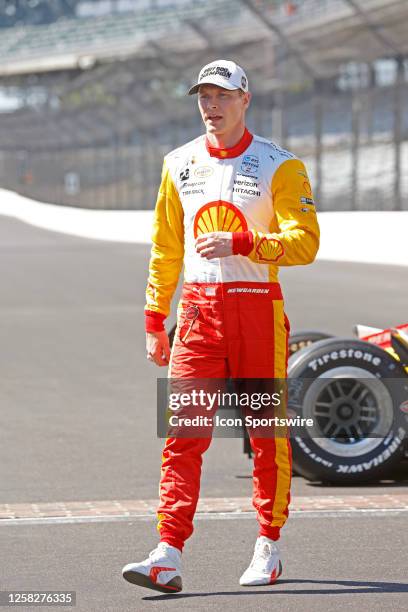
[0,0,407,210]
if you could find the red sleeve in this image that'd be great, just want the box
[232,231,254,256]
[145,310,166,332]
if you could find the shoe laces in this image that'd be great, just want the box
[149,542,169,562]
[149,542,179,564]
[250,540,277,568]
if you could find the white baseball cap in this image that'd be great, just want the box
[188,59,249,95]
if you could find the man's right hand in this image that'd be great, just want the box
[146,330,171,367]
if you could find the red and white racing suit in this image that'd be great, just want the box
[145,128,320,552]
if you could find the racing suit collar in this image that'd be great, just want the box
[205,127,253,159]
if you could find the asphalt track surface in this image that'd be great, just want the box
[1,215,407,611]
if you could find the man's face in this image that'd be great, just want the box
[197,84,250,137]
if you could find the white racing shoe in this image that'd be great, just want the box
[122,542,182,593]
[239,536,283,586]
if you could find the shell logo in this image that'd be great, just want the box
[256,237,284,262]
[194,201,248,238]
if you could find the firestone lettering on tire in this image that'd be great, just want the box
[308,349,381,372]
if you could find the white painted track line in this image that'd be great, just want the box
[1,508,407,527]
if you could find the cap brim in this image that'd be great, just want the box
[188,84,200,95]
[188,79,240,95]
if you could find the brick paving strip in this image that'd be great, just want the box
[0,494,407,521]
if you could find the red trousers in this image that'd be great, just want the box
[158,282,292,551]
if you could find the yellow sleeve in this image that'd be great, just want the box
[246,158,320,266]
[145,160,184,318]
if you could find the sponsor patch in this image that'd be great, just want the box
[180,167,189,181]
[194,201,248,238]
[233,177,261,197]
[300,197,315,205]
[227,288,269,294]
[237,173,258,181]
[234,188,261,197]
[240,154,259,176]
[181,181,205,188]
[234,178,258,187]
[182,188,204,196]
[256,237,284,262]
[200,66,232,80]
[205,287,217,296]
[268,143,294,160]
[194,166,213,178]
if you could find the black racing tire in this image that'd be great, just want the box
[286,331,333,472]
[287,338,408,484]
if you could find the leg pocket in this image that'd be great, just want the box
[178,304,200,343]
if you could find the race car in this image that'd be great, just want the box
[286,324,408,484]
[168,322,408,484]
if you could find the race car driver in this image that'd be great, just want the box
[122,59,320,593]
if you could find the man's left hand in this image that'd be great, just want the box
[195,232,233,259]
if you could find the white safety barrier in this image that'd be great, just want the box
[0,188,407,266]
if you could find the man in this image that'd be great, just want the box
[122,59,319,593]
